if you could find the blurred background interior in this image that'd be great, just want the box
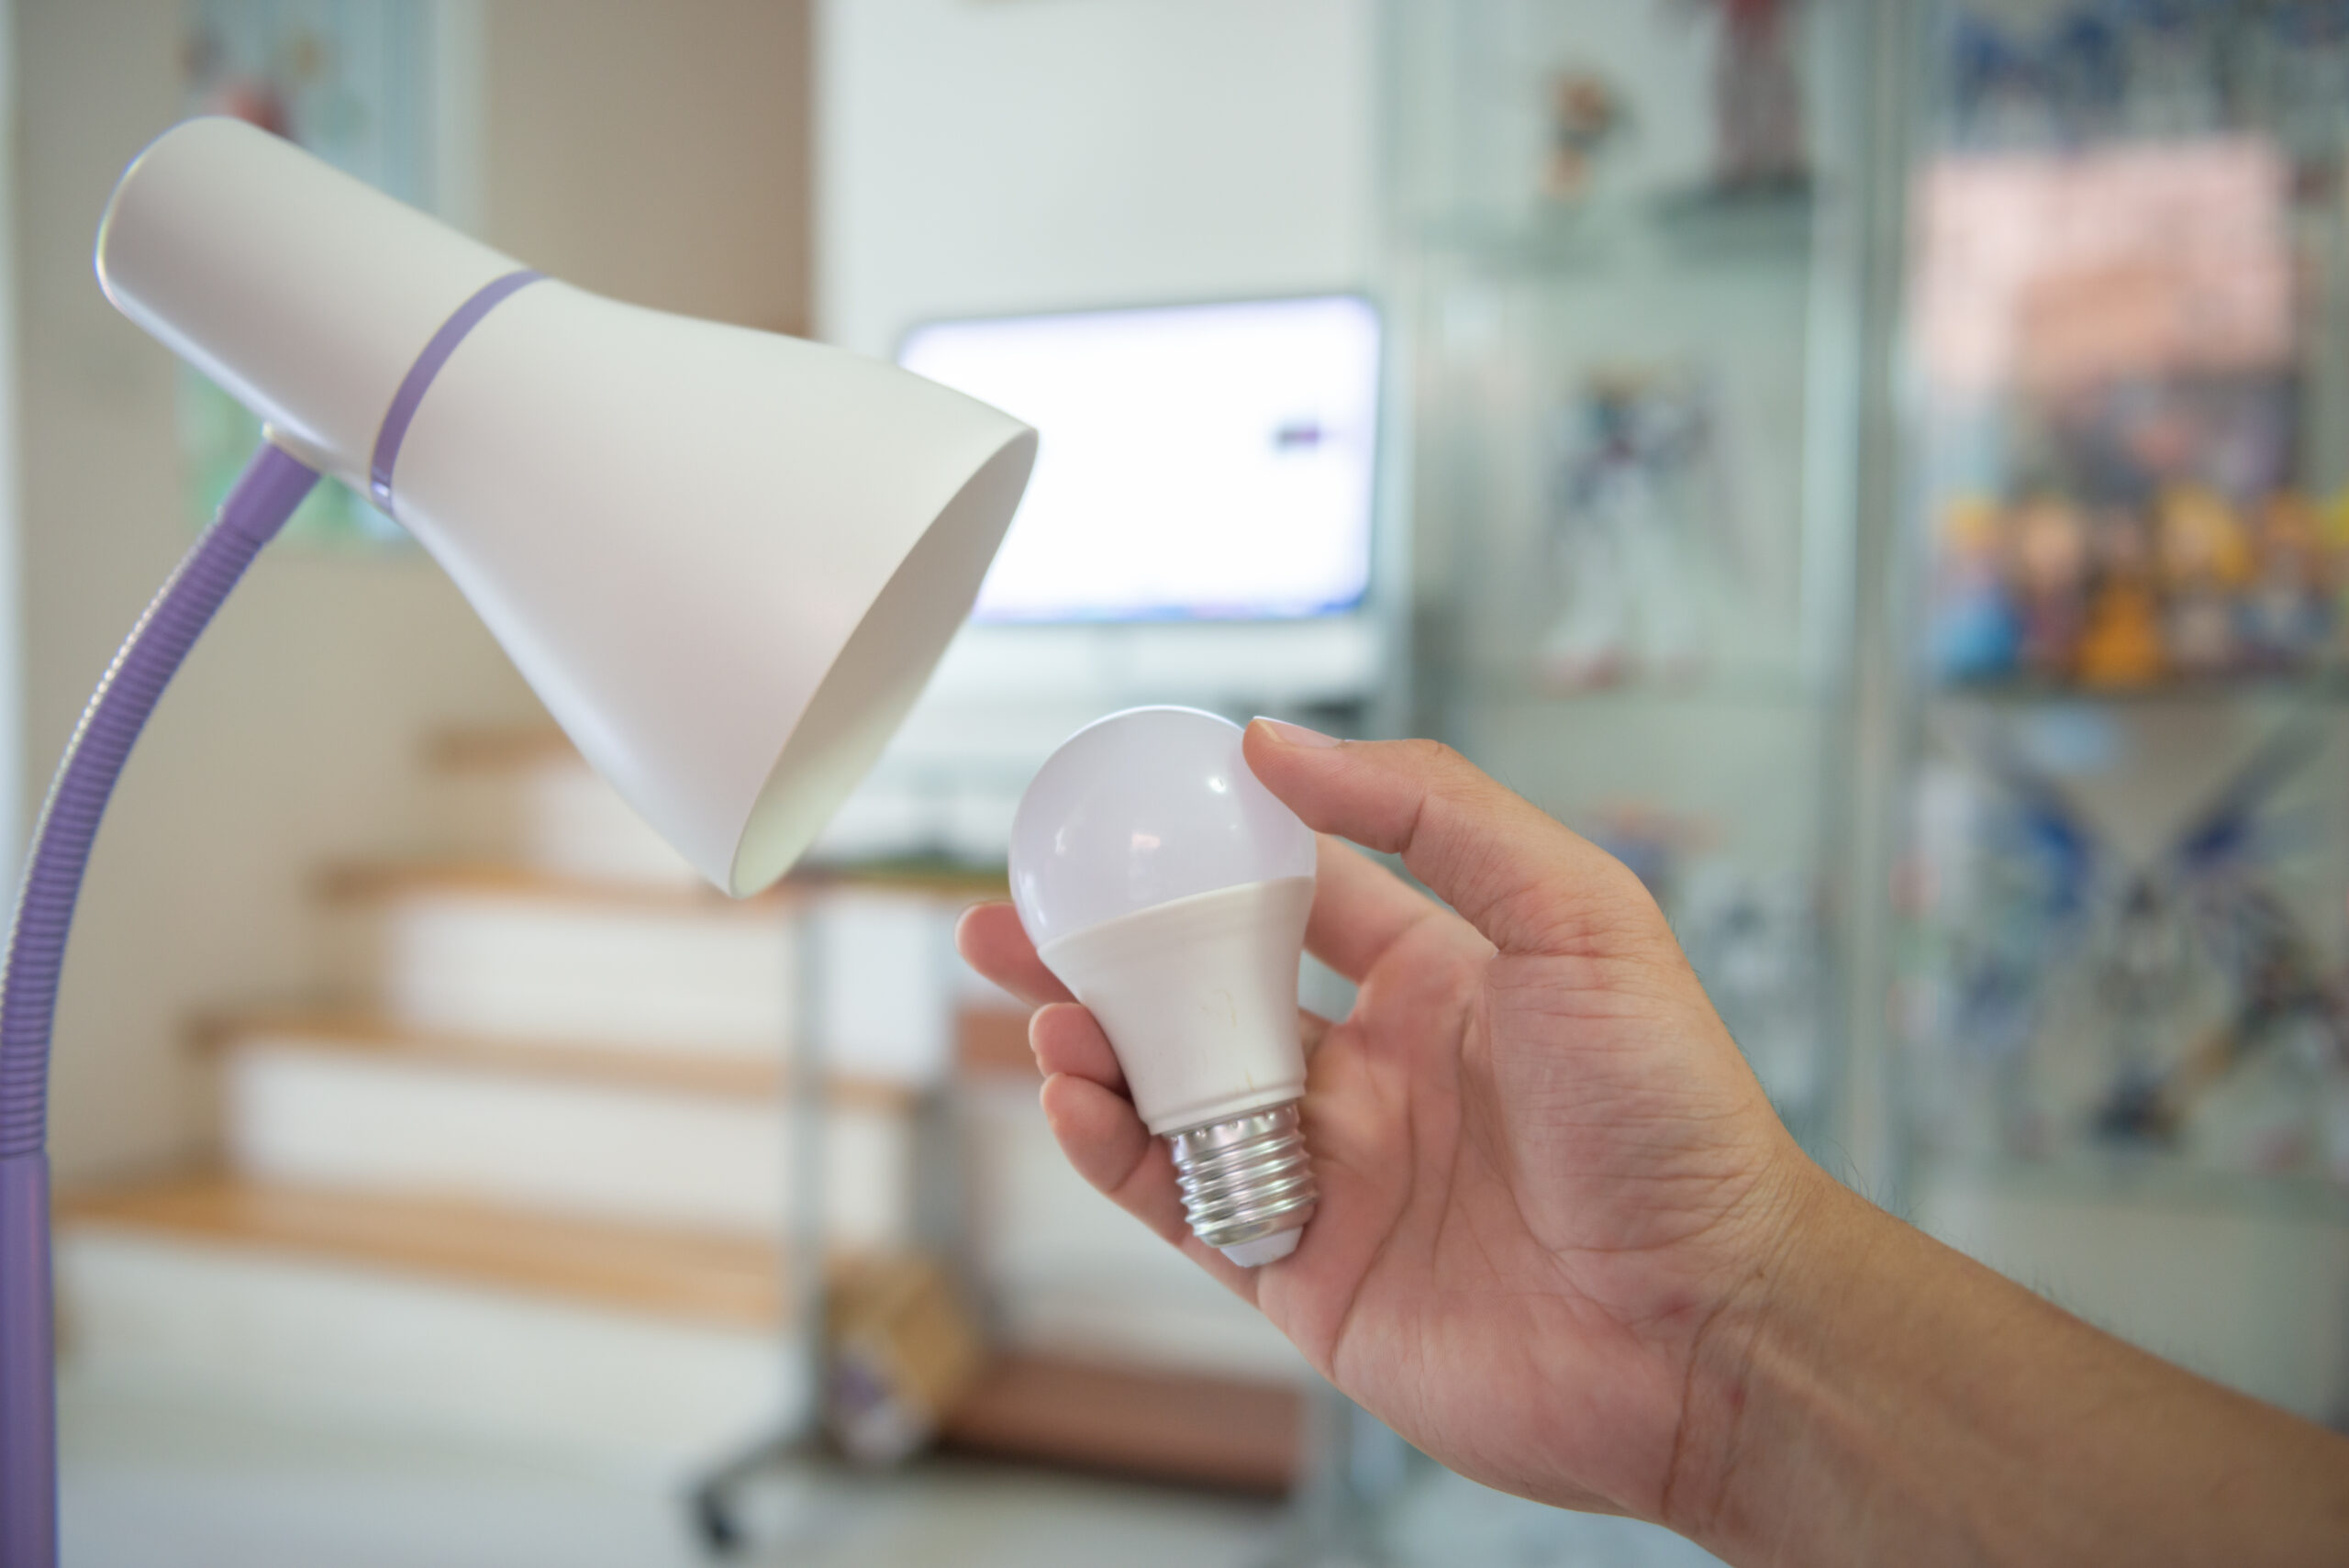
[11,0,2349,1563]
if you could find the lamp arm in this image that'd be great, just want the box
[0,440,317,1568]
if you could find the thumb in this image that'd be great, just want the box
[1242,720,1656,959]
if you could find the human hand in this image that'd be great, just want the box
[957,722,1823,1523]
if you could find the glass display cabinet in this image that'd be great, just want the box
[1348,0,2349,1560]
[1889,0,2349,1427]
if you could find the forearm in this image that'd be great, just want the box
[1668,1170,2349,1567]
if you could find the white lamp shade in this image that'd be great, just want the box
[95,119,1035,894]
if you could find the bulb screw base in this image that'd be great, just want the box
[1167,1101,1317,1262]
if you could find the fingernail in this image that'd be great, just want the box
[1251,717,1341,749]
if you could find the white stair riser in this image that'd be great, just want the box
[440,761,705,889]
[332,895,796,1055]
[333,885,996,1086]
[812,890,964,1084]
[58,1231,805,1473]
[225,1044,914,1246]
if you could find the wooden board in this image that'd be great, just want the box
[196,1007,924,1110]
[955,1004,1039,1078]
[938,1352,1306,1496]
[318,859,796,917]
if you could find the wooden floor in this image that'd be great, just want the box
[941,1352,1305,1496]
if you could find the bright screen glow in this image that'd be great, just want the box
[898,295,1380,623]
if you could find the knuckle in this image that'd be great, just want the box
[1395,736,1466,773]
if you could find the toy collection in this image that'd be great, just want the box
[1928,484,2349,687]
[1944,0,2349,160]
[1925,377,2341,688]
[1905,720,2349,1184]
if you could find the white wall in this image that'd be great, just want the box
[17,0,809,1184]
[816,0,1376,358]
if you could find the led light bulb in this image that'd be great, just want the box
[1010,706,1319,1267]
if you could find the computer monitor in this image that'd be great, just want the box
[898,294,1382,627]
[818,295,1390,863]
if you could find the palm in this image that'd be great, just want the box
[1264,858,1792,1516]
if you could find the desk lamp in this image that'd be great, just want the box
[0,117,1037,1565]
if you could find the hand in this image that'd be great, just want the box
[957,723,1820,1522]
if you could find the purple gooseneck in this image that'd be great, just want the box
[0,260,537,1568]
[0,443,317,1567]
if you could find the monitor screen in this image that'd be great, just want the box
[898,295,1380,624]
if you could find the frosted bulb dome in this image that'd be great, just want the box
[1008,706,1317,949]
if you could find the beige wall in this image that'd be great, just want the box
[484,0,809,332]
[16,0,810,1183]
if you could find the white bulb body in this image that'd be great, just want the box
[1010,707,1319,1265]
[1038,876,1313,1137]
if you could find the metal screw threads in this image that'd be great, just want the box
[1167,1101,1318,1250]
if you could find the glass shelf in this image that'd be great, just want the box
[1912,1151,2349,1228]
[1413,186,1813,276]
[1928,678,2349,710]
[1446,662,1831,710]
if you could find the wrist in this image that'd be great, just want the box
[1659,1152,1876,1545]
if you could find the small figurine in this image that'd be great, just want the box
[2321,487,2349,667]
[2010,495,2089,680]
[2156,484,2251,678]
[1542,70,1628,203]
[1700,0,1807,191]
[1536,370,1718,690]
[2238,493,2331,673]
[2076,509,2165,688]
[1930,497,2021,683]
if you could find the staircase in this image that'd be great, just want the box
[52,733,893,1477]
[55,726,1316,1492]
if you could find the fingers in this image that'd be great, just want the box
[1307,834,1455,982]
[1245,721,1653,958]
[1037,1073,1189,1245]
[954,901,1073,1007]
[1031,1001,1125,1092]
[1038,1072,1257,1303]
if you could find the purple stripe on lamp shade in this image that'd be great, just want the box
[367,268,543,513]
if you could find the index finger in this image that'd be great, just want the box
[1246,723,1652,959]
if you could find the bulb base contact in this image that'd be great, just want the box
[1169,1101,1317,1266]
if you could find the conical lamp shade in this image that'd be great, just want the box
[95,118,1035,894]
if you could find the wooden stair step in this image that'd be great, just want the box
[939,1352,1305,1496]
[199,1008,923,1108]
[319,860,793,917]
[59,1173,789,1329]
[956,1003,1039,1078]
